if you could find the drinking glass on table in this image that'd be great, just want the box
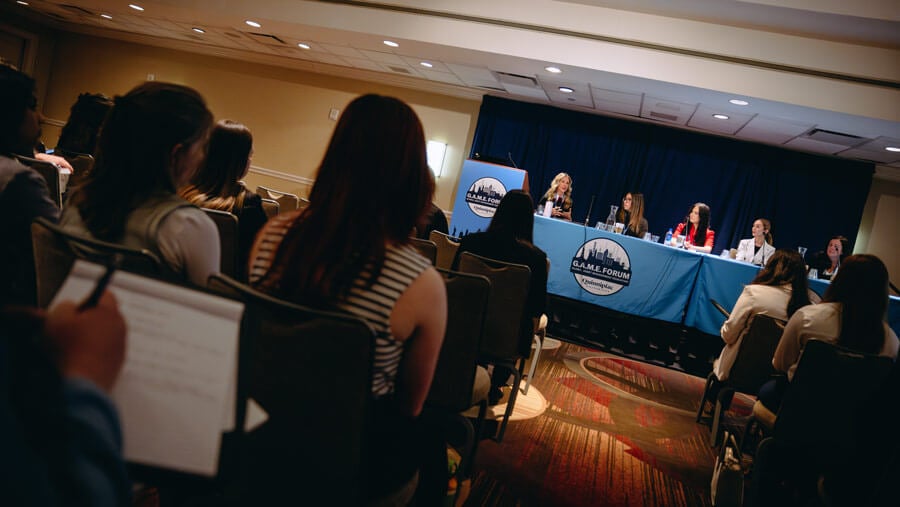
[797,246,807,259]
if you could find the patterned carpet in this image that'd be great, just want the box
[463,341,755,507]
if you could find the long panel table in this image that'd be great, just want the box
[533,215,900,337]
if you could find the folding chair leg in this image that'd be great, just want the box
[495,368,522,443]
[522,335,542,395]
[709,388,735,447]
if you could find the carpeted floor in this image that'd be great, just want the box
[463,340,755,507]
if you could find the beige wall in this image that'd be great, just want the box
[855,176,900,285]
[40,32,480,210]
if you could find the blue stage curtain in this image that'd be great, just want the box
[470,96,874,255]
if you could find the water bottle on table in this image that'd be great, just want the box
[664,228,673,246]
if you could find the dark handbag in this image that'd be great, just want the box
[710,431,744,507]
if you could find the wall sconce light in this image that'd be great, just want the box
[427,140,447,178]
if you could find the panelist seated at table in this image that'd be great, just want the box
[734,218,775,266]
[615,192,649,238]
[714,249,818,381]
[537,172,573,221]
[810,235,849,281]
[668,202,715,253]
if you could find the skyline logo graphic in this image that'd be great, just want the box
[465,177,506,218]
[570,238,632,296]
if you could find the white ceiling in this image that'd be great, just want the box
[5,0,900,178]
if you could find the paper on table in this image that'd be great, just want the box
[51,260,244,477]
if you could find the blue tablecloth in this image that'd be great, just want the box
[534,216,900,337]
[533,216,702,324]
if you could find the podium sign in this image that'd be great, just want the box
[448,159,528,238]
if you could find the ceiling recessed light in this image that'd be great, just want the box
[558,86,574,93]
[245,20,261,28]
[420,61,433,68]
[729,99,749,106]
[100,13,112,19]
[297,43,311,49]
[128,4,144,11]
[713,114,730,120]
[886,146,900,153]
[545,66,562,74]
[383,40,399,48]
[16,1,29,6]
[192,27,205,34]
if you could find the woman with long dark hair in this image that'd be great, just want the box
[758,254,899,411]
[452,189,549,402]
[714,249,818,380]
[669,202,715,253]
[248,94,447,504]
[180,120,266,280]
[812,235,849,280]
[615,192,649,238]
[61,82,218,287]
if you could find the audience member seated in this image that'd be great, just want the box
[810,235,849,281]
[615,192,649,238]
[714,249,817,381]
[52,92,113,159]
[415,201,449,240]
[758,254,899,412]
[668,202,715,253]
[0,291,130,506]
[451,189,549,404]
[734,218,775,266]
[180,119,267,280]
[0,63,60,307]
[60,82,219,287]
[538,172,573,221]
[248,94,448,505]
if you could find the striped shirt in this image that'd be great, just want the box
[249,211,431,396]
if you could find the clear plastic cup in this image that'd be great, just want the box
[651,234,660,243]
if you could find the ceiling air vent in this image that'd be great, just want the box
[804,128,867,147]
[477,85,507,92]
[387,66,412,74]
[493,71,539,88]
[650,111,679,122]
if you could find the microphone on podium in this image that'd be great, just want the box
[584,195,595,227]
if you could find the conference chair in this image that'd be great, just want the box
[456,251,531,442]
[259,198,279,219]
[409,237,437,265]
[429,230,460,271]
[256,185,300,213]
[298,196,311,210]
[17,155,66,208]
[202,208,240,280]
[206,274,376,505]
[31,216,163,308]
[748,340,892,506]
[426,270,490,482]
[696,301,786,447]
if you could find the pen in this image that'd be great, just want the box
[77,261,117,311]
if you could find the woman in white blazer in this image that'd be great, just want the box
[735,218,775,266]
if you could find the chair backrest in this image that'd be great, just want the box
[17,156,64,208]
[31,217,162,307]
[426,270,490,412]
[429,230,460,271]
[202,208,239,280]
[457,251,531,359]
[206,274,375,502]
[774,339,893,458]
[408,237,437,265]
[259,198,279,218]
[256,185,300,212]
[728,314,786,394]
[298,196,311,210]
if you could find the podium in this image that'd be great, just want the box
[448,159,529,238]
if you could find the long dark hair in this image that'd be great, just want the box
[685,202,710,244]
[616,192,645,234]
[756,218,773,245]
[69,82,213,241]
[181,120,253,212]
[257,94,433,305]
[0,62,36,156]
[488,190,535,243]
[823,254,889,354]
[55,92,113,157]
[751,249,812,317]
